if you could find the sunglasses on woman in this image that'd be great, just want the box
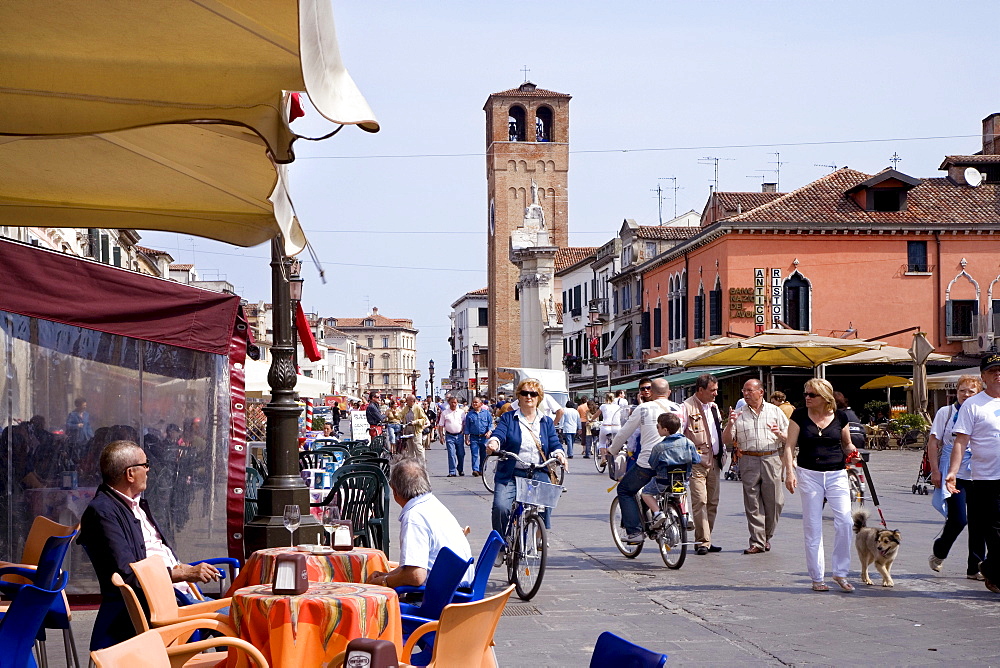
[519,390,539,397]
[803,392,821,398]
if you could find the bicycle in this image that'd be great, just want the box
[482,449,564,494]
[494,451,564,600]
[609,469,691,569]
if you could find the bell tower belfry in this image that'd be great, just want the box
[484,82,571,392]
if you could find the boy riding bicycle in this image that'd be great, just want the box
[641,412,701,528]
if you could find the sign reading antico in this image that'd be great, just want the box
[752,268,783,333]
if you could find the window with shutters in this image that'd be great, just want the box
[694,286,705,340]
[946,300,977,338]
[653,303,662,348]
[641,310,651,350]
[709,278,723,337]
[783,272,811,331]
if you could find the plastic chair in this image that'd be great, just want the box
[347,454,390,479]
[130,556,231,628]
[90,628,268,668]
[397,547,474,666]
[398,584,515,668]
[0,572,69,668]
[0,526,80,668]
[183,557,241,600]
[453,531,505,604]
[312,463,390,552]
[589,632,667,668]
[245,467,264,522]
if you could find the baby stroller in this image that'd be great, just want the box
[724,446,741,481]
[911,444,932,495]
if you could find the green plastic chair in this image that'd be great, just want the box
[312,463,390,553]
[244,467,264,522]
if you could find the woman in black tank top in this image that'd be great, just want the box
[782,378,859,592]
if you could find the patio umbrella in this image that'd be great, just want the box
[860,375,913,409]
[671,330,881,369]
[647,337,739,366]
[0,0,379,255]
[825,346,951,365]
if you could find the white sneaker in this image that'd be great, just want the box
[625,531,644,544]
[650,512,666,529]
[929,555,944,572]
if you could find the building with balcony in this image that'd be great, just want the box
[328,307,418,398]
[448,288,489,400]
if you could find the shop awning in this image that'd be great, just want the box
[605,324,631,354]
[0,0,379,255]
[606,366,749,393]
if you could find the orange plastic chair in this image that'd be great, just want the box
[398,584,514,668]
[0,516,81,668]
[90,628,268,668]
[112,572,237,637]
[130,556,231,628]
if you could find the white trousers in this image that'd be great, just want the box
[598,425,620,450]
[797,466,853,581]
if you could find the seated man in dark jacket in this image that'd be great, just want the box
[78,440,220,650]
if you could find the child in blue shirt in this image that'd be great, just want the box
[641,412,701,528]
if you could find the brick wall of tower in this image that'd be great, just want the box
[484,87,570,390]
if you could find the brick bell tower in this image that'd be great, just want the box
[484,82,571,393]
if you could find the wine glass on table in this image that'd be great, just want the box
[322,504,340,547]
[283,504,300,548]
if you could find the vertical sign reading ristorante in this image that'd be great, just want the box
[754,268,766,333]
[770,268,782,328]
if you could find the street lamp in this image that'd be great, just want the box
[472,343,481,397]
[428,359,435,400]
[586,304,604,399]
[410,370,419,394]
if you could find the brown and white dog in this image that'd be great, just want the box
[853,509,901,587]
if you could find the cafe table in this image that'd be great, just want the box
[227,546,390,593]
[229,581,402,666]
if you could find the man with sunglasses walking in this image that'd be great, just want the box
[79,440,221,650]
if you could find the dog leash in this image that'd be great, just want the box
[855,452,888,528]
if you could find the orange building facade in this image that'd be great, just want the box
[640,121,1000,361]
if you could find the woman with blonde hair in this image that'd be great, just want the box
[928,374,986,578]
[486,378,567,535]
[782,377,859,592]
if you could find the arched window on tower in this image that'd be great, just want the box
[535,106,553,142]
[508,106,526,142]
[783,272,811,331]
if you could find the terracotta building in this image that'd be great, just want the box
[484,82,571,391]
[641,114,1000,363]
[327,307,418,398]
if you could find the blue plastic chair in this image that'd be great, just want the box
[452,531,505,604]
[0,529,79,667]
[396,547,474,666]
[0,571,69,668]
[590,632,667,668]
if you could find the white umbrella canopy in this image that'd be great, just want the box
[648,337,739,366]
[662,330,882,369]
[243,358,330,399]
[0,0,378,255]
[825,346,952,365]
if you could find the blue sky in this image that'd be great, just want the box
[142,0,998,384]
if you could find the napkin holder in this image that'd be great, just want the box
[330,519,354,551]
[271,552,308,595]
[344,638,399,668]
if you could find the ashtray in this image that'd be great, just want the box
[295,544,317,552]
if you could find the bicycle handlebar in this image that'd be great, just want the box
[496,450,561,470]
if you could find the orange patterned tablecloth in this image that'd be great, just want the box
[228,546,390,593]
[230,582,402,667]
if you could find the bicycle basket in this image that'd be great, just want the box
[515,477,563,509]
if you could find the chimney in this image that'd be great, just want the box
[983,113,1000,155]
[762,182,778,193]
[371,306,379,315]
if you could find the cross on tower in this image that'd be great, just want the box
[521,66,530,82]
[890,152,902,169]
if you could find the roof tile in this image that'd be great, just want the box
[555,247,598,271]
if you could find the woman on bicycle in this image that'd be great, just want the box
[486,378,568,535]
[598,393,623,458]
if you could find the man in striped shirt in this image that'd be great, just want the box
[723,379,788,555]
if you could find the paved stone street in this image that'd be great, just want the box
[53,446,999,667]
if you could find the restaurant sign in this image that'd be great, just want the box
[731,270,783,332]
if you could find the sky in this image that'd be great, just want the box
[141,0,999,390]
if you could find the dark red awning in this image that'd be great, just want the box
[0,239,240,355]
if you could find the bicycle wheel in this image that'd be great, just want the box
[482,453,498,493]
[609,496,643,558]
[511,513,547,600]
[657,503,686,569]
[847,468,865,506]
[594,444,607,473]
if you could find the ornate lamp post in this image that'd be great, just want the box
[410,370,420,394]
[428,359,435,400]
[472,343,481,397]
[586,304,604,399]
[245,240,321,552]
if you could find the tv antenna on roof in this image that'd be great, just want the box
[698,156,734,193]
[815,163,839,173]
[770,152,786,191]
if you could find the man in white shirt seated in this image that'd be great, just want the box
[367,457,473,589]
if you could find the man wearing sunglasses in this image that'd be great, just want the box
[79,440,221,650]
